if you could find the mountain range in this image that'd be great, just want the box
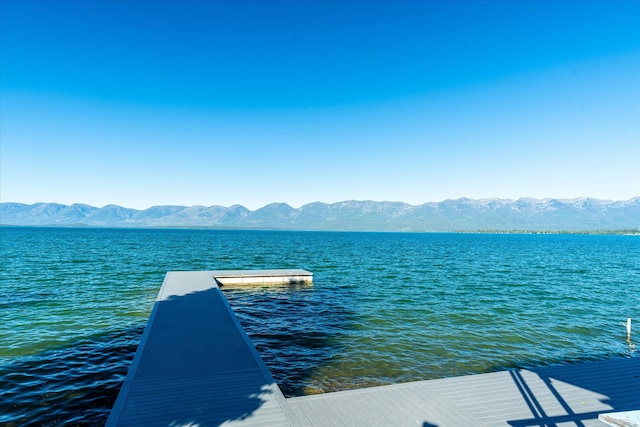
[1,198,639,232]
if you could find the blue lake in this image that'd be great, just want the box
[1,227,638,424]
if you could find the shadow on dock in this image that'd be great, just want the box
[284,356,640,426]
[506,357,640,426]
[107,275,292,426]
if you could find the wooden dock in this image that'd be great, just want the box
[108,270,640,426]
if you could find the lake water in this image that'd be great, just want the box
[1,227,638,425]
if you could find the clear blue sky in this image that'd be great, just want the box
[1,0,639,209]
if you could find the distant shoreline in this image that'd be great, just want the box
[1,224,638,235]
[2,199,638,232]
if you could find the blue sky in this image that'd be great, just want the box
[1,0,639,209]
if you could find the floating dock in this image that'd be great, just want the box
[212,269,313,286]
[108,270,640,426]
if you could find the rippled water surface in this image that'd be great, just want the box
[1,227,638,425]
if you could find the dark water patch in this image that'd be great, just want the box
[0,293,61,309]
[0,326,143,426]
[223,286,354,397]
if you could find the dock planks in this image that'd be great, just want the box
[106,271,292,426]
[286,357,640,426]
[108,271,640,426]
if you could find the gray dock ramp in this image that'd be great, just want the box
[106,271,292,426]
